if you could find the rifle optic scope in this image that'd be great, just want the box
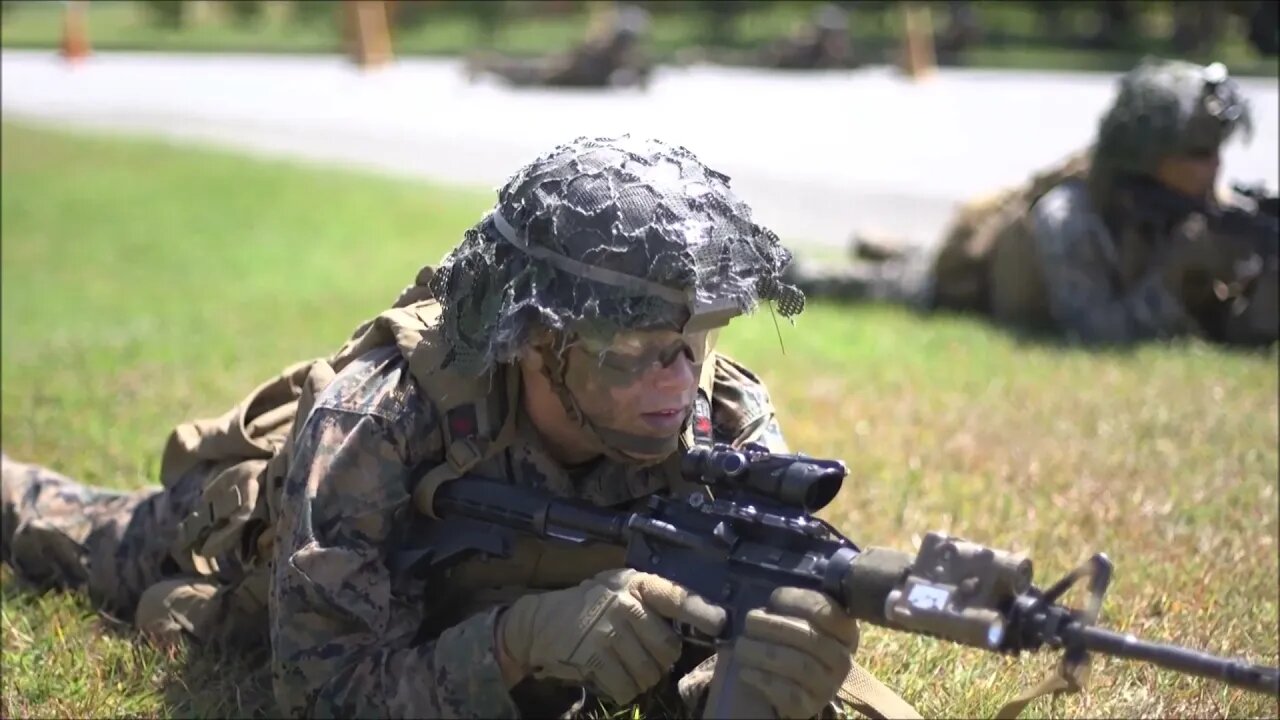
[681,443,847,513]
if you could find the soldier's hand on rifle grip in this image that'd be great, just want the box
[494,568,724,704]
[1162,213,1263,305]
[726,587,860,719]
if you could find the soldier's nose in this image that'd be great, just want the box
[651,353,696,392]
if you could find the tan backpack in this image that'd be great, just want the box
[929,149,1093,327]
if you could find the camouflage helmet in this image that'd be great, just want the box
[430,135,805,377]
[1092,57,1253,180]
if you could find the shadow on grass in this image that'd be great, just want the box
[114,621,277,719]
[156,642,276,720]
[821,298,1279,358]
[979,311,1280,357]
[2,575,276,719]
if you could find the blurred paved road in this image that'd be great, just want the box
[3,50,1276,251]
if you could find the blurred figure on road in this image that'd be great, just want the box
[465,3,653,89]
[934,1,981,66]
[789,58,1278,348]
[681,3,859,70]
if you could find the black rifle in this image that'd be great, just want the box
[397,443,1280,716]
[1231,181,1280,220]
[1194,182,1280,346]
[1216,182,1279,259]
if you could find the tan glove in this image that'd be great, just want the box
[720,587,860,719]
[1214,262,1279,346]
[497,568,726,704]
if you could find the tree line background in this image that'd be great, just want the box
[2,1,1276,74]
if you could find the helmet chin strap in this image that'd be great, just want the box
[536,344,686,467]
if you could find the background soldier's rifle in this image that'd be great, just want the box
[1198,181,1278,346]
[398,443,1280,718]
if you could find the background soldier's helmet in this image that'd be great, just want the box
[431,135,805,376]
[1093,57,1253,179]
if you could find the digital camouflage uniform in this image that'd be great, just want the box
[789,58,1275,347]
[2,136,912,719]
[0,349,781,717]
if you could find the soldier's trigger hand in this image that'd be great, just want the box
[1166,215,1260,289]
[628,570,726,637]
[732,587,860,719]
[497,569,724,705]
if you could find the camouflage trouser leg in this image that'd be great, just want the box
[0,453,205,622]
[1,453,270,647]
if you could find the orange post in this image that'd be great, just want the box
[343,0,394,70]
[900,2,936,81]
[60,0,92,63]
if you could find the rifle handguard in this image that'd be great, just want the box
[884,533,1033,649]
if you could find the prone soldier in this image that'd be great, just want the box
[788,58,1277,348]
[465,4,654,90]
[1,136,911,718]
[681,4,859,71]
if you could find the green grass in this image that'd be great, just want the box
[2,120,1278,719]
[2,0,1276,77]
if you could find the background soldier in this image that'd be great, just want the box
[789,58,1276,347]
[465,4,654,89]
[680,3,858,71]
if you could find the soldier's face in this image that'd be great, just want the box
[1155,150,1221,200]
[565,328,705,446]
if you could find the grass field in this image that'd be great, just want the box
[2,0,1277,77]
[1,119,1278,719]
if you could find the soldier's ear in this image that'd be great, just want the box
[517,325,558,368]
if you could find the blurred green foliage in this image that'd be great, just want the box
[139,0,185,30]
[0,1,1275,75]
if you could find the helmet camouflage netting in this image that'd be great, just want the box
[1093,57,1253,180]
[429,135,805,376]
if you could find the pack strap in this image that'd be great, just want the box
[837,660,922,720]
[413,365,520,518]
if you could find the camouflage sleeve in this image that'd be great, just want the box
[710,354,790,452]
[1030,182,1193,344]
[744,416,789,453]
[270,353,518,719]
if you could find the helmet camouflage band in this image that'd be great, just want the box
[1093,57,1253,179]
[430,135,805,376]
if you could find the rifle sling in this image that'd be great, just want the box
[838,660,922,719]
[993,655,1089,719]
[838,650,1090,719]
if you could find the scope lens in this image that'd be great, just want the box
[717,452,747,477]
[775,463,844,511]
[802,471,842,511]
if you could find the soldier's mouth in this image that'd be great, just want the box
[640,408,686,431]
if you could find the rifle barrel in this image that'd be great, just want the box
[1063,623,1280,696]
